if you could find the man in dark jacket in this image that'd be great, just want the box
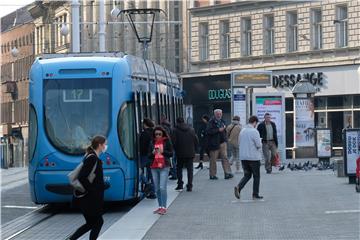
[206,109,233,180]
[171,117,199,191]
[139,118,156,198]
[257,113,278,174]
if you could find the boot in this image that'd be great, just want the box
[195,162,203,169]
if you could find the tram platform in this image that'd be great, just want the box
[100,160,360,240]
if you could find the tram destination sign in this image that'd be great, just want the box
[232,71,272,87]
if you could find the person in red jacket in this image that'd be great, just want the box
[148,126,173,215]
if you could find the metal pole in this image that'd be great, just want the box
[143,41,148,60]
[71,0,80,53]
[99,0,106,52]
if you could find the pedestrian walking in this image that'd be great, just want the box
[257,113,278,174]
[226,116,242,173]
[234,116,263,200]
[172,117,199,192]
[139,118,156,199]
[149,126,173,215]
[196,114,210,170]
[68,136,107,240]
[206,109,233,180]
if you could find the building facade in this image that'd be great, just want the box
[181,0,360,157]
[29,0,183,73]
[0,5,35,167]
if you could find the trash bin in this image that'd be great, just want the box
[335,158,345,177]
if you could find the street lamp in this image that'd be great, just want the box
[111,8,167,59]
[60,23,69,36]
[291,79,317,159]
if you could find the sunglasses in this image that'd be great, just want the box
[155,132,163,136]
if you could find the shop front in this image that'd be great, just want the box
[183,64,360,157]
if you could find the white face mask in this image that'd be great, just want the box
[102,144,108,153]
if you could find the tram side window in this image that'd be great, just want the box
[118,102,135,159]
[29,104,37,161]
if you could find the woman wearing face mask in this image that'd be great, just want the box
[148,126,173,215]
[68,135,107,240]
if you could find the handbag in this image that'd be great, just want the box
[68,153,97,194]
[272,152,280,167]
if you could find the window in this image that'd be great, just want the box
[44,78,111,155]
[28,104,38,161]
[311,9,322,50]
[241,17,252,56]
[199,22,209,61]
[219,20,230,59]
[118,102,135,159]
[264,14,275,54]
[336,5,348,47]
[287,11,298,52]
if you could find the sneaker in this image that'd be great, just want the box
[186,184,192,192]
[158,207,167,215]
[225,173,234,179]
[146,193,157,199]
[169,176,177,180]
[153,208,161,214]
[209,176,218,180]
[266,170,272,174]
[252,194,264,200]
[175,185,183,191]
[234,186,240,199]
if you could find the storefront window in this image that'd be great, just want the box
[327,96,344,109]
[285,98,293,111]
[315,112,326,128]
[285,113,293,148]
[354,95,360,108]
[327,111,343,147]
[314,96,326,110]
[354,111,360,128]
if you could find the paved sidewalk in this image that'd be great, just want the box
[143,163,360,240]
[0,167,28,191]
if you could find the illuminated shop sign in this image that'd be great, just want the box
[272,72,324,88]
[208,88,231,100]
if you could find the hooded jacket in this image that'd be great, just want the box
[172,123,199,158]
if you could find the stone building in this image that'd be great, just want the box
[0,5,35,167]
[181,0,360,157]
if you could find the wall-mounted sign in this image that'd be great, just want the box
[208,88,231,100]
[273,72,324,88]
[315,128,332,158]
[232,88,246,126]
[232,71,272,87]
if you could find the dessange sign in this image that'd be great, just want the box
[272,72,324,88]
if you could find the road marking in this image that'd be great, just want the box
[325,210,360,214]
[231,199,265,203]
[3,205,38,209]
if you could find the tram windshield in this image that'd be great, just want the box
[44,78,111,155]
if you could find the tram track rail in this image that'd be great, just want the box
[1,204,58,240]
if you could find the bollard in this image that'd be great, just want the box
[335,158,345,177]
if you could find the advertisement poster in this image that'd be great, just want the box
[344,129,360,175]
[232,88,246,127]
[253,94,285,162]
[295,98,315,147]
[316,129,332,158]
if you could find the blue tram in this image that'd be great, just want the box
[28,53,182,204]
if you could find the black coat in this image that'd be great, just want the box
[139,127,153,156]
[206,117,227,151]
[148,138,173,168]
[257,121,278,147]
[197,121,208,148]
[73,150,105,216]
[172,123,199,158]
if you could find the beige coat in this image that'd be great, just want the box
[226,122,242,147]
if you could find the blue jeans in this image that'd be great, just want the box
[151,167,170,208]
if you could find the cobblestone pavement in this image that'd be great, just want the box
[144,164,360,240]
